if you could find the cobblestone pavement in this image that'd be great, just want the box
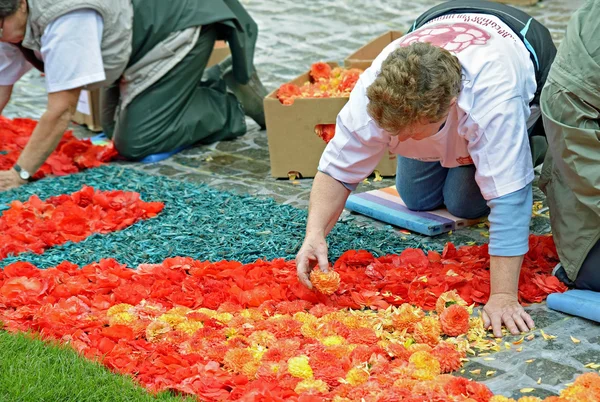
[5,0,599,398]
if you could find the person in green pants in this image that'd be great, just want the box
[0,0,267,191]
[540,0,600,292]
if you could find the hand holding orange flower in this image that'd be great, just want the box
[309,269,340,295]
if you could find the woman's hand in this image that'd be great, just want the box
[296,234,329,289]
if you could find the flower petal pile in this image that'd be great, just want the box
[0,250,580,401]
[276,62,363,106]
[0,117,118,179]
[0,186,164,259]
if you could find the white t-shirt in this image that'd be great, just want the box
[0,9,105,93]
[319,14,538,200]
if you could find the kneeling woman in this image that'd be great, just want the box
[0,0,266,190]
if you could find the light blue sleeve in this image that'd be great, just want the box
[487,182,532,256]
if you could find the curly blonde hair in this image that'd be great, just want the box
[366,42,462,134]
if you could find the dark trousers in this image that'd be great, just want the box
[102,25,246,160]
[576,240,600,292]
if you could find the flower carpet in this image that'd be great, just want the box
[0,117,118,179]
[0,165,597,401]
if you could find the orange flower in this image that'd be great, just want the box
[432,341,463,373]
[413,316,441,347]
[440,304,470,337]
[276,83,302,105]
[392,304,424,332]
[435,290,468,315]
[315,124,336,144]
[310,269,340,295]
[223,348,254,373]
[309,62,332,82]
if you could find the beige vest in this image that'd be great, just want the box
[22,0,134,88]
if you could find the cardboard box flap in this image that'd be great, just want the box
[345,31,404,70]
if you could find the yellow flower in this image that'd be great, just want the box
[408,351,441,380]
[145,320,171,342]
[214,312,234,323]
[108,311,136,326]
[346,367,369,386]
[413,316,442,347]
[294,379,329,394]
[490,396,517,402]
[224,327,239,338]
[158,313,186,326]
[322,335,345,346]
[174,320,204,335]
[287,355,313,379]
[167,306,192,316]
[293,312,317,324]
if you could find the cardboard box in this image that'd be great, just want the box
[72,42,231,132]
[72,89,103,132]
[345,31,404,70]
[264,63,397,179]
[207,41,231,68]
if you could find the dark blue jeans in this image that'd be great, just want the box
[395,157,490,219]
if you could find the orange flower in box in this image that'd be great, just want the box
[315,124,336,144]
[276,63,363,106]
[310,269,340,295]
[277,83,302,105]
[310,62,332,82]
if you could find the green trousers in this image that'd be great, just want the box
[102,25,247,159]
[539,0,600,282]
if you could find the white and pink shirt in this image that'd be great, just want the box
[319,13,538,200]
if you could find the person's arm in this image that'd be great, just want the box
[0,85,13,113]
[16,88,82,174]
[484,183,535,337]
[296,172,351,289]
[466,95,537,337]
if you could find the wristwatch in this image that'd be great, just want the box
[13,164,33,182]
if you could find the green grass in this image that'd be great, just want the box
[0,330,195,402]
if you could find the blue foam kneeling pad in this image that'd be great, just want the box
[547,290,600,323]
[89,133,189,164]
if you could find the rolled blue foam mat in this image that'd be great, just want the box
[547,290,600,323]
[89,133,189,164]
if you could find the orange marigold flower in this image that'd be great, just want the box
[413,316,441,347]
[310,62,332,82]
[346,367,369,386]
[440,304,470,337]
[310,269,340,295]
[347,327,378,345]
[294,379,329,394]
[435,290,468,315]
[223,348,254,373]
[277,83,302,105]
[392,304,425,332]
[432,341,463,373]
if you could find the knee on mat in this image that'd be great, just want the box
[113,136,148,160]
[399,189,443,212]
[445,199,489,219]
